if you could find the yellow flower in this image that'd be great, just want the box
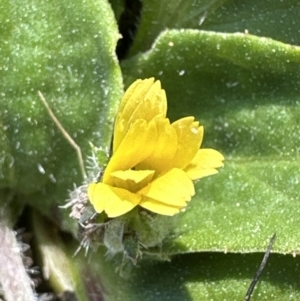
[88,78,224,218]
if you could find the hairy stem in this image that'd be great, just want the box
[0,198,36,301]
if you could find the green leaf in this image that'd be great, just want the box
[31,210,90,300]
[128,0,300,56]
[0,0,123,233]
[109,0,125,22]
[71,244,300,301]
[122,30,300,254]
[31,211,74,293]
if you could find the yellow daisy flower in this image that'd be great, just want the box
[88,78,224,218]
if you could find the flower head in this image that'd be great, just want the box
[88,78,224,217]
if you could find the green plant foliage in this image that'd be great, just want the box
[31,211,90,300]
[0,0,123,232]
[122,30,300,254]
[118,28,300,298]
[127,0,300,56]
[1,0,300,300]
[64,239,300,301]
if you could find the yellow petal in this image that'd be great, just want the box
[113,78,167,152]
[88,182,141,218]
[171,117,204,169]
[136,118,178,174]
[103,119,157,185]
[138,168,195,206]
[88,183,105,211]
[117,79,153,117]
[139,196,182,216]
[111,169,155,192]
[185,149,224,180]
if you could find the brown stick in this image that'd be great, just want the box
[38,91,87,179]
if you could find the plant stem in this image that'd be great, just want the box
[0,199,36,301]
